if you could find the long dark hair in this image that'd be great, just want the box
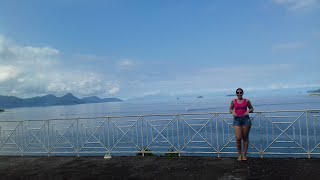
[236,88,244,94]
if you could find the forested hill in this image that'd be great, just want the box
[0,93,122,108]
[307,89,320,93]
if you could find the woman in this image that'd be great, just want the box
[229,88,254,161]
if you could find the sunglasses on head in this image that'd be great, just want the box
[236,91,243,94]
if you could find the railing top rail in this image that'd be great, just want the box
[256,109,320,113]
[0,109,319,122]
[1,109,320,158]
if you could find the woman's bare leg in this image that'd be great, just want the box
[241,125,251,160]
[234,126,243,160]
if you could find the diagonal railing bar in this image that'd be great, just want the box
[272,123,308,153]
[219,136,236,152]
[262,112,307,152]
[27,130,48,151]
[218,113,238,148]
[310,142,320,153]
[144,117,177,151]
[219,116,234,129]
[309,111,320,123]
[249,143,261,154]
[215,113,234,153]
[218,114,264,154]
[50,119,77,152]
[217,113,267,154]
[53,128,76,150]
[79,123,108,151]
[262,116,302,152]
[309,111,320,153]
[144,116,175,142]
[78,118,109,151]
[0,122,23,152]
[247,114,261,151]
[247,113,261,153]
[179,116,216,152]
[209,113,218,153]
[9,131,20,148]
[108,118,141,152]
[83,134,108,150]
[24,121,49,152]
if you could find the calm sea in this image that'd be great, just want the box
[0,94,319,121]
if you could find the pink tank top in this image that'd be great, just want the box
[234,99,247,117]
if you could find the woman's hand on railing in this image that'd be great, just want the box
[231,111,237,117]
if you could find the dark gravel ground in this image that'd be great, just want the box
[0,156,320,180]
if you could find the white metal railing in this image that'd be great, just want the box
[0,110,319,158]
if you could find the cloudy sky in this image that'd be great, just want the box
[0,0,319,99]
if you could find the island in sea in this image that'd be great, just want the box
[307,89,320,96]
[0,93,122,109]
[226,94,236,97]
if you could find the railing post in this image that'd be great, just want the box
[141,115,144,157]
[108,117,111,156]
[21,121,24,157]
[76,119,79,157]
[176,114,181,157]
[209,114,212,155]
[47,120,50,157]
[258,112,263,158]
[306,110,310,159]
[216,113,220,158]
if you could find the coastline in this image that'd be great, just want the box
[309,93,320,96]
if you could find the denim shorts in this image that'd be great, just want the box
[233,115,251,126]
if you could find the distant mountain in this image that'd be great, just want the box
[61,93,83,104]
[0,93,122,108]
[81,96,103,103]
[81,96,122,103]
[226,94,236,97]
[307,89,320,93]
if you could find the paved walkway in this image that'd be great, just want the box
[1,156,320,179]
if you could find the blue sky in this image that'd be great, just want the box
[0,0,319,99]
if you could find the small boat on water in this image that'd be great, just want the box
[0,109,4,112]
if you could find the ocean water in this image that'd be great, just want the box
[0,94,319,121]
[0,94,319,157]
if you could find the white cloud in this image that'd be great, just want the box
[118,59,135,70]
[272,0,320,11]
[1,34,317,99]
[0,35,120,98]
[42,71,120,97]
[262,82,319,90]
[272,42,305,51]
[0,36,59,68]
[0,65,19,82]
[122,64,300,97]
[108,86,120,95]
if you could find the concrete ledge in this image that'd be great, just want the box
[0,156,320,179]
